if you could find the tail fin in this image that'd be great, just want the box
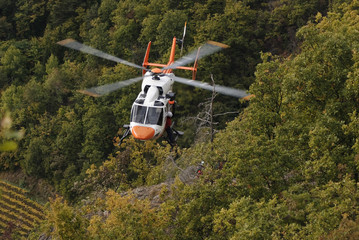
[142,41,152,75]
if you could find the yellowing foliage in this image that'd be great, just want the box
[88,190,169,240]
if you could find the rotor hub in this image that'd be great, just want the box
[152,68,162,74]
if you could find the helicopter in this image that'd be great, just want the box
[57,33,250,146]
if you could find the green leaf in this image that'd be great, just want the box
[0,141,18,151]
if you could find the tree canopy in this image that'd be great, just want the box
[2,0,359,239]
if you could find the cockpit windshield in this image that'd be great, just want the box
[131,105,147,124]
[131,105,164,126]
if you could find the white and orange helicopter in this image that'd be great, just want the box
[57,29,250,146]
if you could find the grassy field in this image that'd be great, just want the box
[0,180,45,238]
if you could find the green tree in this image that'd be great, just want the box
[21,113,58,177]
[41,196,88,240]
[80,102,117,166]
[108,0,143,60]
[155,10,187,55]
[0,16,13,40]
[212,178,359,239]
[0,45,28,87]
[267,0,329,54]
[88,190,169,240]
[14,0,47,38]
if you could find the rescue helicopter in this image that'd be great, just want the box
[57,32,250,146]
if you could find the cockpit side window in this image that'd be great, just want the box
[146,107,164,125]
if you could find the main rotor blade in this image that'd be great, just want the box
[164,41,229,70]
[57,39,145,70]
[78,76,143,97]
[173,76,249,98]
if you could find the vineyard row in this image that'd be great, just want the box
[1,193,44,220]
[0,184,44,213]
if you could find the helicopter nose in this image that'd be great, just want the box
[132,126,155,140]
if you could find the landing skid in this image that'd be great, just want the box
[118,125,131,146]
[173,128,184,137]
[165,125,184,149]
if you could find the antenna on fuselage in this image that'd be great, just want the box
[180,21,187,56]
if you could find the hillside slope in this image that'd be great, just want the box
[32,1,359,239]
[3,0,359,239]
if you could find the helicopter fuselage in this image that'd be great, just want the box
[129,71,175,141]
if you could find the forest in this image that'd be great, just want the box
[2,0,359,239]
